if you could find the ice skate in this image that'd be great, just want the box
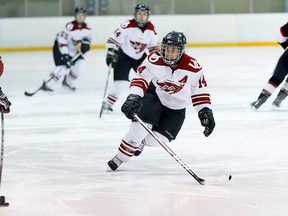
[40,81,54,93]
[107,155,123,171]
[134,141,145,156]
[62,75,76,91]
[251,94,268,110]
[272,90,287,108]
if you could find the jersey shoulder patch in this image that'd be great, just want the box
[178,54,202,73]
[120,19,137,29]
[147,52,165,66]
[66,22,75,31]
[145,22,157,35]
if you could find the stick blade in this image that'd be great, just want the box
[202,175,232,185]
[24,91,35,97]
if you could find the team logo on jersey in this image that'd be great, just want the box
[137,65,146,74]
[156,76,188,94]
[130,40,147,53]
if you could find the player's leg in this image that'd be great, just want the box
[103,50,132,112]
[107,121,151,170]
[62,57,85,91]
[252,49,288,109]
[272,77,288,107]
[108,84,163,170]
[42,42,64,91]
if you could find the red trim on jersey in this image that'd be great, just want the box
[107,37,120,46]
[147,52,166,66]
[192,93,211,106]
[130,78,149,94]
[147,52,202,73]
[145,22,157,35]
[124,19,157,34]
[177,54,202,72]
[191,93,210,98]
[193,101,211,106]
[66,21,91,31]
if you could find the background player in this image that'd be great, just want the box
[39,6,92,93]
[107,31,215,171]
[0,58,12,113]
[251,22,288,109]
[102,3,159,112]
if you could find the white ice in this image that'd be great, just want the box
[0,47,288,216]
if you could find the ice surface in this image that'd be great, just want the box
[0,47,288,216]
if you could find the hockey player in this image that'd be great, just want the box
[40,6,92,92]
[107,31,215,171]
[102,3,159,112]
[251,22,288,109]
[0,58,12,113]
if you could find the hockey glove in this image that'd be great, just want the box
[61,54,73,68]
[198,107,215,137]
[0,89,11,113]
[121,94,142,120]
[0,58,4,77]
[81,38,91,54]
[106,48,119,68]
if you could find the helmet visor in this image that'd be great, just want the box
[134,11,149,27]
[75,13,86,24]
[161,43,184,65]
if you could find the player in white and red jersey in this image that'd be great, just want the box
[102,3,159,112]
[251,22,288,109]
[39,6,92,92]
[107,31,215,171]
[0,58,11,113]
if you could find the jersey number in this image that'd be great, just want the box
[188,59,202,69]
[60,31,68,40]
[198,76,207,88]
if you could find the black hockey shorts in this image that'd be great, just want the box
[269,48,288,86]
[138,84,186,141]
[113,49,147,81]
[53,40,84,66]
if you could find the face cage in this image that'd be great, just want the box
[134,11,149,27]
[160,44,185,65]
[75,13,86,24]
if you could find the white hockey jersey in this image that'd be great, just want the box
[56,21,92,57]
[106,19,159,60]
[129,52,211,111]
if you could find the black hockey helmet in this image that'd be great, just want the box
[134,3,150,27]
[160,31,187,65]
[74,6,87,24]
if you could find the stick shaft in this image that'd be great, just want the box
[134,114,205,184]
[0,108,4,192]
[99,64,112,118]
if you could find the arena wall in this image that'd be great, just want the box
[0,13,286,52]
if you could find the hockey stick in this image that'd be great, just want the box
[0,107,9,206]
[24,52,82,97]
[134,114,232,185]
[99,63,113,118]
